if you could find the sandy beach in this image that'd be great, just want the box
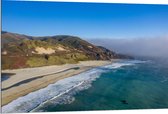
[1,60,112,106]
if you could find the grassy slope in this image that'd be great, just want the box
[2,37,91,69]
[2,31,132,70]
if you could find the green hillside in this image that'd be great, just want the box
[2,31,132,69]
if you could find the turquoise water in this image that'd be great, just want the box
[2,59,168,113]
[41,59,168,111]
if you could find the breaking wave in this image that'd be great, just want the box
[2,60,146,113]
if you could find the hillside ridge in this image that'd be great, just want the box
[2,31,132,69]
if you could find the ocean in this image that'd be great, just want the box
[2,58,168,113]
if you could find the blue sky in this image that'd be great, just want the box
[2,0,168,39]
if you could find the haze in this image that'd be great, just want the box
[88,37,168,59]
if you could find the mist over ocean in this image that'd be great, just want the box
[3,58,168,112]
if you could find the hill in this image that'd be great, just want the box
[1,31,132,69]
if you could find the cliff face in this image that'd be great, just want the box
[2,31,132,69]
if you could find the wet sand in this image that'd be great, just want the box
[1,60,112,106]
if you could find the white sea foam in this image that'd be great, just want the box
[103,60,146,69]
[104,62,133,69]
[2,60,146,113]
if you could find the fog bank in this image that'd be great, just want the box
[88,37,168,58]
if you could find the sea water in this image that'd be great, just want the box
[2,59,168,112]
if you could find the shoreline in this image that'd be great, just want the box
[2,60,114,106]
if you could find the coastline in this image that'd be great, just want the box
[2,60,114,106]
